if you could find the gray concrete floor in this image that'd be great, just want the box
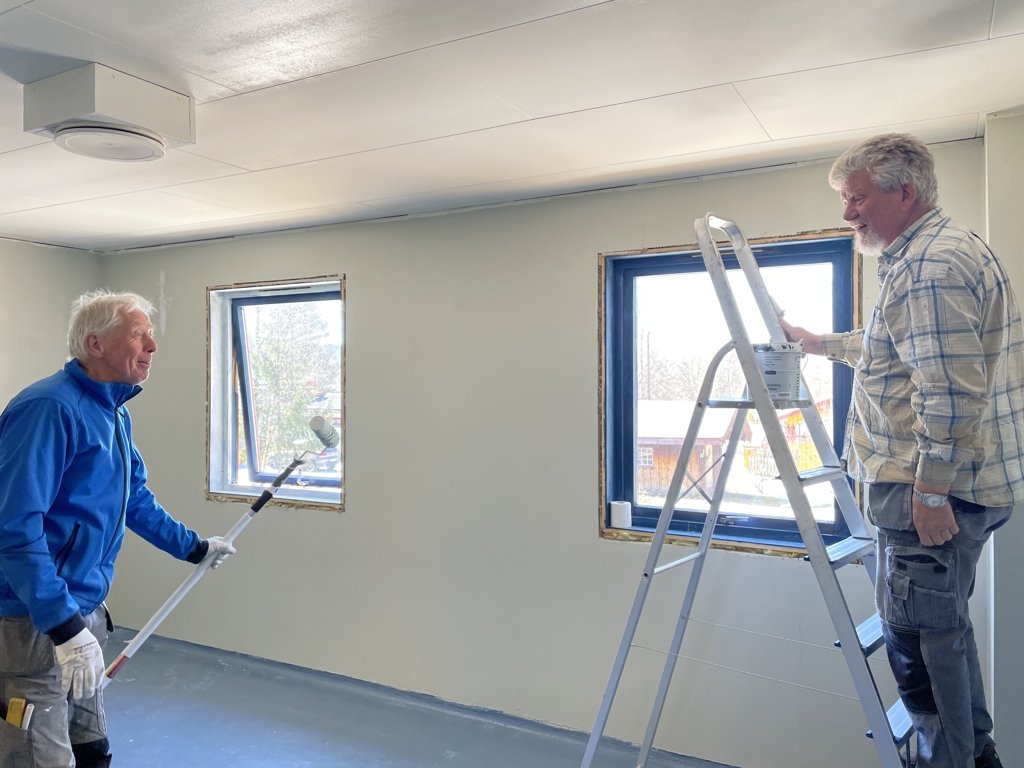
[102,628,735,768]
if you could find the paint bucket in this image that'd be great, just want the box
[753,342,803,400]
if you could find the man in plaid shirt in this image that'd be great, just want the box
[783,133,1024,768]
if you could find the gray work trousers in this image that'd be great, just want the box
[867,483,1012,768]
[0,607,109,768]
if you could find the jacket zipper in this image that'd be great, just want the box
[100,406,130,567]
[54,522,81,576]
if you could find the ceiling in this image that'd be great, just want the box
[1,0,1023,253]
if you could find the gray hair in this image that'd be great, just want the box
[68,289,154,361]
[829,133,938,208]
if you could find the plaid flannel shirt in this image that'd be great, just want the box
[821,208,1024,506]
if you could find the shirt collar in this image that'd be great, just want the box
[880,207,944,265]
[64,358,143,408]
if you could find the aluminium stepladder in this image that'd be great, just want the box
[581,214,912,768]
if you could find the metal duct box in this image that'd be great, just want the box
[24,63,194,148]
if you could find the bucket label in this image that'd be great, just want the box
[753,342,803,400]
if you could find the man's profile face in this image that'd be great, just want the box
[87,309,158,385]
[839,168,909,257]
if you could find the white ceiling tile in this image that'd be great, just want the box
[0,217,98,247]
[0,189,49,214]
[76,202,382,252]
[0,190,250,236]
[27,0,606,94]
[393,86,769,185]
[422,0,995,118]
[0,142,245,204]
[0,7,232,102]
[364,114,982,217]
[181,51,529,171]
[0,1,30,14]
[736,36,1024,140]
[164,148,466,214]
[991,0,1024,36]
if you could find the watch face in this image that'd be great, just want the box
[915,490,946,508]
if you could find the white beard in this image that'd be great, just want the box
[854,226,886,258]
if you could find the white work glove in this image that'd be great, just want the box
[54,627,104,700]
[205,536,236,569]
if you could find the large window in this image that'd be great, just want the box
[603,237,855,548]
[208,277,344,509]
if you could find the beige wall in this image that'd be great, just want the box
[93,139,992,768]
[0,238,100,403]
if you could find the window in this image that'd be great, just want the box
[638,446,654,467]
[603,237,855,548]
[208,277,344,509]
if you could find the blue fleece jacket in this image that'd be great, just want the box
[0,360,201,643]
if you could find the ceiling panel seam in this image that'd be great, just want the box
[182,83,771,174]
[0,2,31,20]
[0,186,255,218]
[764,111,982,143]
[729,83,773,142]
[732,31,1020,88]
[988,0,998,39]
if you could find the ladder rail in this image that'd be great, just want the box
[636,407,747,768]
[696,214,902,768]
[580,341,738,768]
[706,214,787,345]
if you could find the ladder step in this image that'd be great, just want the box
[797,466,846,486]
[807,536,875,569]
[866,699,914,747]
[834,613,885,656]
[706,398,811,409]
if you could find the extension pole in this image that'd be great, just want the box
[101,457,306,687]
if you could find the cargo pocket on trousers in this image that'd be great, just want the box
[0,714,35,768]
[883,545,958,631]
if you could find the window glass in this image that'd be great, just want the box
[635,264,834,522]
[234,297,342,486]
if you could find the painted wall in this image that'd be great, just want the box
[100,139,988,768]
[0,238,100,403]
[983,111,1024,767]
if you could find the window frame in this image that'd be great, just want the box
[207,276,345,510]
[600,233,857,551]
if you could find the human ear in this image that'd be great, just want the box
[901,182,918,210]
[85,333,105,357]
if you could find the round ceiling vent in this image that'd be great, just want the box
[53,123,166,162]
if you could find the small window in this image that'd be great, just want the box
[602,237,855,548]
[208,277,344,509]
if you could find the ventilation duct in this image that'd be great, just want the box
[23,63,194,162]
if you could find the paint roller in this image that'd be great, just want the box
[101,417,339,687]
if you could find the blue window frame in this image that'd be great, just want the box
[233,291,343,489]
[604,236,855,548]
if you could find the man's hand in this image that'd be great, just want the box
[205,536,236,569]
[55,627,104,700]
[777,317,824,356]
[912,491,959,547]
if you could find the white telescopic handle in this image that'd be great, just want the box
[100,509,256,687]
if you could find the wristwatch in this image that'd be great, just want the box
[913,487,948,508]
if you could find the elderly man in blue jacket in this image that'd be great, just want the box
[0,290,235,768]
